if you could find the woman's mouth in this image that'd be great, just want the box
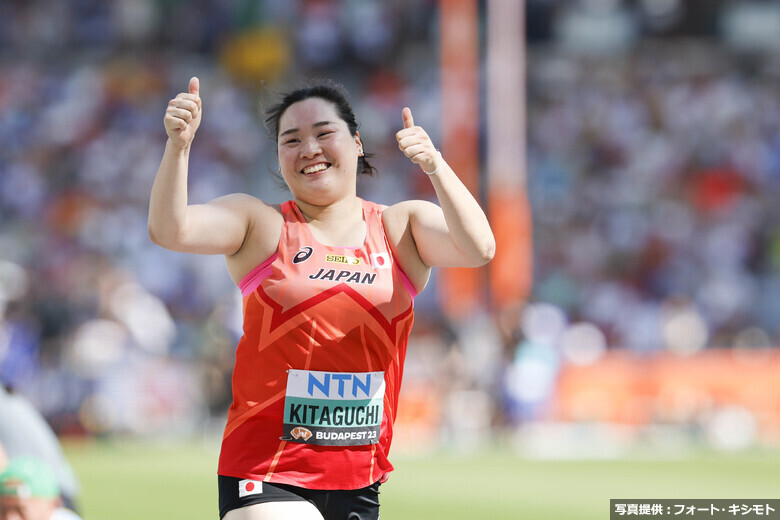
[301,163,330,175]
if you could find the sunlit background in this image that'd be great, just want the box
[1,0,779,518]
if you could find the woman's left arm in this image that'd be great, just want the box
[394,107,495,268]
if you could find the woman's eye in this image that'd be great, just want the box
[318,131,333,138]
[284,138,299,145]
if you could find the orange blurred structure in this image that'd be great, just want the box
[438,0,485,319]
[486,0,534,309]
[553,350,780,442]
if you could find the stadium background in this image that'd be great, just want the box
[0,0,779,518]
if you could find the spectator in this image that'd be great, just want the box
[0,385,79,512]
[0,457,80,520]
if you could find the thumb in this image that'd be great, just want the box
[402,107,414,129]
[189,76,200,96]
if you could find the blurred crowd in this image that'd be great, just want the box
[0,0,441,437]
[0,0,777,446]
[527,43,780,354]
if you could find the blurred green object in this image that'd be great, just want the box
[0,456,60,499]
[63,440,780,520]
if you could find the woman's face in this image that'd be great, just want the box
[277,97,363,206]
[0,496,58,520]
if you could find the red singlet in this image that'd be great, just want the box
[218,199,416,489]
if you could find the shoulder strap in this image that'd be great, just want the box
[281,200,304,223]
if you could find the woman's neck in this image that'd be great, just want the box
[294,195,362,225]
[295,196,366,248]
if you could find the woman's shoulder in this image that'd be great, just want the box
[379,200,436,246]
[379,199,435,222]
[207,192,284,245]
[210,192,282,213]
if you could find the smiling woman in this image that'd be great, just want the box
[265,81,377,179]
[275,97,365,212]
[147,77,495,520]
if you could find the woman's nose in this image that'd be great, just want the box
[300,137,322,158]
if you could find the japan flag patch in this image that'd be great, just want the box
[370,253,391,269]
[238,479,263,498]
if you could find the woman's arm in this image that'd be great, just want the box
[148,77,270,256]
[390,108,495,268]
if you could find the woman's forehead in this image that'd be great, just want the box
[279,98,344,133]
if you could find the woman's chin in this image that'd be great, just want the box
[293,184,342,206]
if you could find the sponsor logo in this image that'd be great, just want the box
[293,246,313,264]
[326,254,361,265]
[290,426,313,441]
[306,372,374,398]
[238,479,263,498]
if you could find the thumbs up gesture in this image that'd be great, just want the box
[164,77,202,150]
[396,107,441,174]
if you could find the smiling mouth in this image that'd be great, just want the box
[301,163,331,175]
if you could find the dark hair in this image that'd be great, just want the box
[264,79,376,176]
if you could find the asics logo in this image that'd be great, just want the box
[293,246,313,264]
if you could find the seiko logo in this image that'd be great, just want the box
[326,254,361,265]
[293,246,313,264]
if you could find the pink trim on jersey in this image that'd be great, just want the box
[397,265,417,299]
[239,252,279,296]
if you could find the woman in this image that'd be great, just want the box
[148,77,495,520]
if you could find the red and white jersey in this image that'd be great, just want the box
[218,199,416,490]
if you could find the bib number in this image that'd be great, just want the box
[281,370,385,446]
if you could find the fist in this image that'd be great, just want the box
[396,107,440,174]
[164,77,202,149]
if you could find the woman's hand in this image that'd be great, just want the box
[164,77,202,151]
[396,107,441,174]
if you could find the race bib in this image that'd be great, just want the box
[281,369,385,446]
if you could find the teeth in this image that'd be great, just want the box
[303,164,328,174]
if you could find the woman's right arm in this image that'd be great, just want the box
[148,77,263,256]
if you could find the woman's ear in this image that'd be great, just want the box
[355,132,364,156]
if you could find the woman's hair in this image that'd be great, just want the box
[264,79,376,176]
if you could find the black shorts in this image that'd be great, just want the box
[218,475,380,520]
